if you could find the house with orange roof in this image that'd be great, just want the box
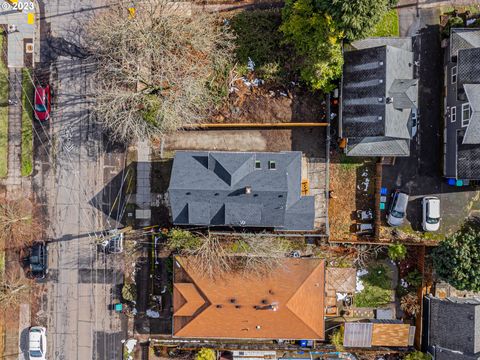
[172,256,325,340]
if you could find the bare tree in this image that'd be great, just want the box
[85,0,235,142]
[174,232,293,279]
[0,269,33,312]
[0,199,39,250]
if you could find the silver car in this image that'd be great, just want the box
[387,191,409,227]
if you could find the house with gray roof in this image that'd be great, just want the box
[444,28,480,180]
[167,151,315,231]
[339,37,418,157]
[424,296,480,360]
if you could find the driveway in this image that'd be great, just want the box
[381,26,480,241]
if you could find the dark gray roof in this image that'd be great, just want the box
[168,151,315,230]
[457,131,480,179]
[346,137,410,157]
[429,298,480,356]
[463,84,480,144]
[450,28,480,60]
[457,48,480,96]
[350,37,412,52]
[341,40,416,157]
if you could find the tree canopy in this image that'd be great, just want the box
[85,0,235,142]
[280,0,343,91]
[315,0,391,41]
[433,223,480,291]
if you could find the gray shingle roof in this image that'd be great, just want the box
[429,298,480,356]
[341,39,416,157]
[168,151,315,230]
[450,28,480,59]
[350,37,412,52]
[457,48,480,96]
[462,84,480,144]
[346,137,410,156]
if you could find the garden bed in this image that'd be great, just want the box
[328,152,376,241]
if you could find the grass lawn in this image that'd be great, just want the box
[355,263,394,308]
[0,33,8,178]
[371,10,400,37]
[21,69,34,176]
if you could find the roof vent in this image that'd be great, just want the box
[468,336,473,342]
[230,298,237,304]
[235,305,241,309]
[379,61,384,66]
[378,116,383,120]
[469,315,474,320]
[216,304,223,308]
[261,299,268,304]
[245,186,252,194]
[378,97,383,102]
[256,325,261,330]
[386,97,393,104]
[379,79,383,84]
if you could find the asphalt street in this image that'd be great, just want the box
[31,0,126,359]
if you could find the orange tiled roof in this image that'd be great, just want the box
[173,257,325,340]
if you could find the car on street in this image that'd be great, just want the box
[34,84,51,121]
[411,108,418,137]
[26,242,48,279]
[422,196,441,232]
[28,326,47,360]
[387,190,409,227]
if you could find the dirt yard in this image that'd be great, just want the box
[328,152,376,241]
[211,80,328,124]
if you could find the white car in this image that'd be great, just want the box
[29,326,47,360]
[387,191,409,227]
[422,196,440,232]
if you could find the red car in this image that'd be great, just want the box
[34,84,51,121]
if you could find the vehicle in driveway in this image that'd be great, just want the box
[387,190,409,226]
[28,326,47,360]
[411,108,418,137]
[422,196,441,232]
[25,242,48,279]
[33,84,51,121]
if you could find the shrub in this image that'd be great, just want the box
[433,222,480,291]
[405,269,422,288]
[442,16,464,37]
[388,243,407,261]
[329,326,344,352]
[122,282,137,303]
[280,0,343,92]
[167,229,203,251]
[400,292,420,316]
[404,351,432,360]
[196,348,216,360]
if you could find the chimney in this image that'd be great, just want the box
[245,186,252,194]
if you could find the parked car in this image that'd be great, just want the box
[26,242,48,279]
[422,196,441,232]
[28,326,47,360]
[34,84,51,121]
[387,190,409,226]
[411,109,418,137]
[99,229,124,254]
